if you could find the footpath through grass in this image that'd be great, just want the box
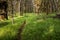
[0,13,60,40]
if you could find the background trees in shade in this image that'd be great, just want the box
[40,0,60,15]
[0,0,60,18]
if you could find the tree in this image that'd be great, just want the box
[40,0,59,15]
[3,1,8,20]
[20,0,25,16]
[0,1,8,20]
[32,0,42,15]
[11,0,14,24]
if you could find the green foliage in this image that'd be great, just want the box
[0,17,25,40]
[21,14,60,40]
[0,13,60,40]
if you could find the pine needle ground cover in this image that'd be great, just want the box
[0,13,60,40]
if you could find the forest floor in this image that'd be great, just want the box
[0,13,60,40]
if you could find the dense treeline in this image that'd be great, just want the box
[7,0,60,14]
[0,0,60,19]
[40,0,60,15]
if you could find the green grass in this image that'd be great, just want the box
[0,16,25,40]
[0,13,60,40]
[21,18,60,40]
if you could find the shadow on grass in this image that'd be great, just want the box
[0,22,9,27]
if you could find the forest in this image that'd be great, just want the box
[0,0,60,40]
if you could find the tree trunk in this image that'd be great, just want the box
[20,0,25,16]
[40,0,59,15]
[11,0,14,24]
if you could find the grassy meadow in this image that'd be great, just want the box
[0,13,60,40]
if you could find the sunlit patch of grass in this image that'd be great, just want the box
[0,16,26,40]
[49,25,54,33]
[0,29,5,37]
[44,25,54,35]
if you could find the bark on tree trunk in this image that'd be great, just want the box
[11,0,14,24]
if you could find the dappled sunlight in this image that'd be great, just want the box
[49,25,54,33]
[36,19,44,22]
[33,19,44,23]
[0,0,60,39]
[0,28,16,39]
[0,13,60,40]
[0,20,4,22]
[0,30,5,37]
[44,25,54,35]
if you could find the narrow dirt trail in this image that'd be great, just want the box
[15,20,26,40]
